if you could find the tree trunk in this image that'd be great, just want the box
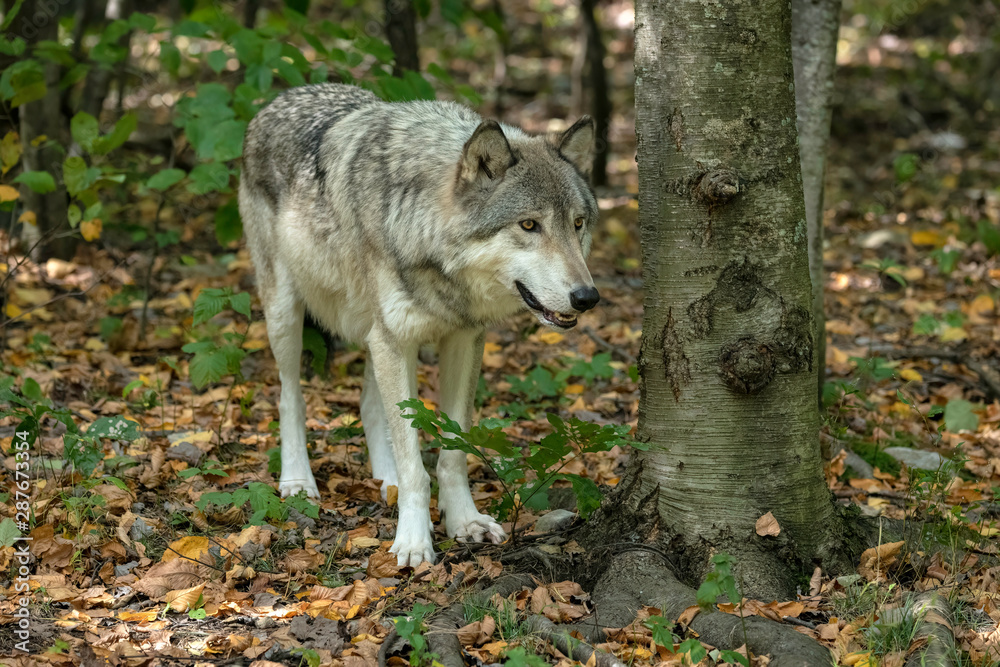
[580,0,610,186]
[385,0,419,75]
[19,0,73,261]
[621,0,838,599]
[792,0,841,403]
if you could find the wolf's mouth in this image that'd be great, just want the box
[515,281,578,329]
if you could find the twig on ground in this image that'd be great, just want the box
[581,325,635,363]
[782,616,816,629]
[376,626,397,667]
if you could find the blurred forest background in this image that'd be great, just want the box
[1,0,1000,665]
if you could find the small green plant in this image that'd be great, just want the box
[831,580,896,622]
[393,602,438,667]
[195,482,318,527]
[502,646,548,667]
[178,460,227,479]
[400,400,640,525]
[861,258,907,287]
[291,647,321,667]
[183,287,254,389]
[860,599,920,660]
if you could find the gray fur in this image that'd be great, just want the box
[240,83,599,566]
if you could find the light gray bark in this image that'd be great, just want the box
[792,0,841,399]
[631,0,836,598]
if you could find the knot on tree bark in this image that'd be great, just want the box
[719,336,775,394]
[693,167,742,206]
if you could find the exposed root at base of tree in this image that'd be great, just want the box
[525,615,628,667]
[589,549,834,667]
[904,591,956,667]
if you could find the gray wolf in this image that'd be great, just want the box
[239,83,600,566]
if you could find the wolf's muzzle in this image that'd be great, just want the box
[570,286,600,312]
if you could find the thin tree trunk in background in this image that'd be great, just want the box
[385,0,419,75]
[792,0,841,404]
[580,0,610,186]
[623,0,837,598]
[19,0,73,261]
[243,0,260,27]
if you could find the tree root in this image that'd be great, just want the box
[904,591,956,667]
[591,549,834,667]
[526,615,627,667]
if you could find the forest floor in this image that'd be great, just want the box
[2,5,1000,667]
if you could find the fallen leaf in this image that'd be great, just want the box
[164,583,205,613]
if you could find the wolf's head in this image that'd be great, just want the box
[454,117,600,329]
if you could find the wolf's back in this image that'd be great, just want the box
[242,84,382,207]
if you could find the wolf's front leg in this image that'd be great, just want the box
[437,330,507,544]
[367,327,435,566]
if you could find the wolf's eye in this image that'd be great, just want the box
[519,219,538,232]
[574,217,585,229]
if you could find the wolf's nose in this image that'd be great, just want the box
[569,286,600,312]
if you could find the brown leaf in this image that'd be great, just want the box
[858,541,905,582]
[164,583,205,612]
[456,615,496,646]
[755,511,781,537]
[809,566,823,596]
[678,605,700,626]
[133,559,203,598]
[367,550,401,578]
[476,554,503,578]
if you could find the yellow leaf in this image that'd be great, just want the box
[910,230,945,247]
[84,337,106,351]
[939,326,967,343]
[842,652,871,666]
[5,303,22,318]
[968,294,995,323]
[164,583,205,613]
[162,535,211,563]
[565,384,585,394]
[0,185,19,202]
[538,331,564,345]
[483,342,502,353]
[899,368,923,382]
[30,134,48,147]
[18,210,36,226]
[81,218,102,242]
[1,131,22,174]
[351,536,381,548]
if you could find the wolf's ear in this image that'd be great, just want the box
[460,120,514,185]
[557,116,595,176]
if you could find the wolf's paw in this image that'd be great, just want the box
[449,513,506,544]
[390,512,436,567]
[279,477,320,499]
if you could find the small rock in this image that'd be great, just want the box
[884,447,945,471]
[255,616,278,629]
[129,517,154,541]
[114,561,140,577]
[165,441,204,466]
[131,502,145,512]
[845,451,875,479]
[534,509,576,533]
[253,592,280,608]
